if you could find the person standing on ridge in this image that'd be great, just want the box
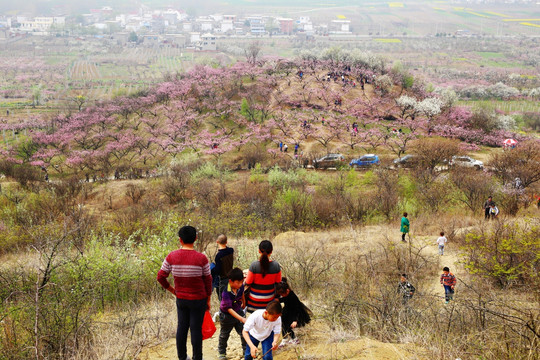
[157,226,212,360]
[483,196,495,220]
[400,212,410,242]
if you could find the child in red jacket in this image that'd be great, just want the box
[440,266,456,303]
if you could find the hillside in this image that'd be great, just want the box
[1,52,530,179]
[1,51,539,360]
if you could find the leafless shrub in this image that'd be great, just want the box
[237,179,273,219]
[71,298,176,360]
[125,184,146,204]
[311,194,343,227]
[343,192,378,223]
[412,137,462,174]
[49,176,85,209]
[412,173,452,213]
[374,168,400,220]
[12,165,42,188]
[450,168,495,213]
[275,239,340,295]
[160,177,189,205]
[102,189,113,210]
[192,178,219,211]
[241,144,268,170]
[489,140,540,189]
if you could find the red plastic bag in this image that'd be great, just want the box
[202,310,216,340]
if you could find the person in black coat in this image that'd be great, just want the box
[276,278,312,345]
[398,274,416,305]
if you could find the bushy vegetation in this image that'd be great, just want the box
[1,51,539,360]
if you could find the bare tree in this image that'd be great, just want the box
[244,41,261,65]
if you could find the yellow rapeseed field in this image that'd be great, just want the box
[374,38,402,43]
[503,18,540,22]
[520,22,540,28]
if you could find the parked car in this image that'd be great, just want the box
[448,155,484,170]
[349,154,380,168]
[393,154,418,168]
[313,153,345,169]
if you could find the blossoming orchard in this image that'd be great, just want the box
[0,56,531,177]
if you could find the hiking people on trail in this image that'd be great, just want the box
[483,196,495,220]
[489,204,499,219]
[245,240,282,314]
[398,274,416,305]
[437,231,448,255]
[279,141,283,152]
[218,268,247,360]
[157,226,212,360]
[243,301,282,360]
[276,278,312,346]
[283,144,288,152]
[400,212,410,242]
[440,267,457,304]
[212,234,234,302]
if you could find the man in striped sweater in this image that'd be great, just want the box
[157,226,212,360]
[440,266,456,304]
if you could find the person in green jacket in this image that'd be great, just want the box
[400,212,410,242]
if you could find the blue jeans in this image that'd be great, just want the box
[245,331,274,360]
[438,245,445,255]
[176,298,207,360]
[444,285,454,302]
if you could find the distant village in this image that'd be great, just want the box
[0,4,358,51]
[2,1,539,51]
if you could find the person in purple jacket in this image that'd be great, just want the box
[218,268,247,359]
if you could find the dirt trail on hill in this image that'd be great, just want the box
[138,224,469,360]
[138,323,425,360]
[409,233,462,303]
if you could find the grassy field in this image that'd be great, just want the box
[458,100,540,113]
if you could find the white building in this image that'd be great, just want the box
[221,20,233,33]
[201,22,213,31]
[210,14,224,22]
[18,16,65,34]
[198,33,216,51]
[0,17,12,28]
[248,16,265,35]
[115,14,127,27]
[330,20,351,34]
[190,32,201,43]
[182,22,193,32]
[163,33,187,46]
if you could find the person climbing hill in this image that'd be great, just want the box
[400,212,410,242]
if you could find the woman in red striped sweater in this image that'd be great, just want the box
[245,240,282,313]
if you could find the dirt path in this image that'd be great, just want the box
[138,322,425,360]
[138,225,453,360]
[409,233,462,303]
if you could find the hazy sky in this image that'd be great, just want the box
[0,0,367,16]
